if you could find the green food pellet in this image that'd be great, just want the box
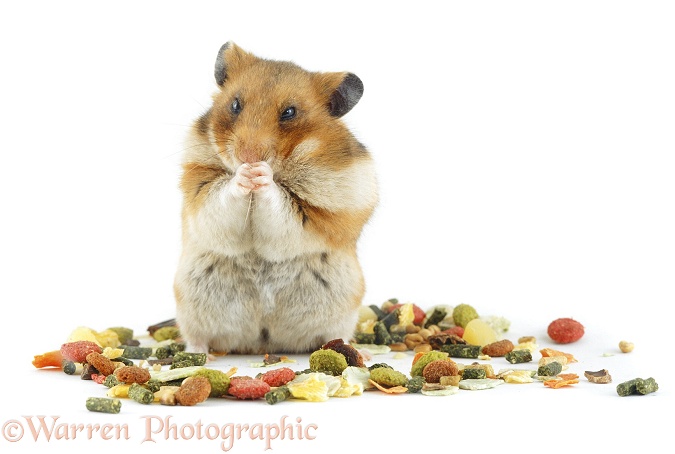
[114,357,134,366]
[172,351,207,367]
[538,361,563,377]
[462,368,487,379]
[265,386,291,405]
[352,332,376,344]
[145,379,162,393]
[505,349,533,364]
[107,327,134,345]
[308,349,348,375]
[617,377,659,396]
[154,346,171,360]
[194,368,231,397]
[406,376,425,393]
[452,303,479,328]
[636,377,659,395]
[424,307,447,328]
[169,342,186,355]
[440,344,481,359]
[104,375,120,388]
[373,321,392,345]
[379,309,399,330]
[370,367,409,387]
[122,346,153,360]
[616,378,640,396]
[62,360,77,375]
[128,383,154,404]
[153,326,181,341]
[170,360,194,370]
[390,332,406,343]
[368,363,393,371]
[86,397,121,414]
[369,304,387,320]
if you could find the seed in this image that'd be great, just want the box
[619,340,634,353]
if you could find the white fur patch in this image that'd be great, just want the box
[303,160,379,212]
[291,138,321,159]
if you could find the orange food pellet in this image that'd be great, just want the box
[544,378,579,388]
[32,350,64,369]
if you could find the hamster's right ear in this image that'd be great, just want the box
[316,72,364,118]
[214,42,250,86]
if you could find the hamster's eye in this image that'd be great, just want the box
[230,98,242,115]
[280,106,296,121]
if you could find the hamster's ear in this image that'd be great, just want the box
[317,72,364,117]
[214,42,250,86]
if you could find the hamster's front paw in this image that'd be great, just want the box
[248,161,274,194]
[230,163,257,196]
[230,162,274,196]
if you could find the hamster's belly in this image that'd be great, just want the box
[175,250,362,354]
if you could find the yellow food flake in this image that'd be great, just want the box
[67,327,121,348]
[287,374,329,402]
[357,319,376,334]
[102,347,125,360]
[538,355,569,370]
[397,303,415,327]
[107,384,131,398]
[502,370,534,384]
[94,329,122,348]
[332,378,363,398]
[512,341,538,353]
[540,347,577,363]
[67,327,100,345]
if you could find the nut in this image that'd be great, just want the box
[405,324,421,334]
[389,342,408,352]
[619,340,634,353]
[413,344,432,353]
[404,333,424,350]
[418,329,432,340]
[427,325,441,334]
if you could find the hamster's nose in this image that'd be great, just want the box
[237,139,272,164]
[239,147,259,164]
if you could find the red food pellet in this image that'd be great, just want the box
[547,318,585,344]
[441,326,465,338]
[60,341,102,363]
[228,377,271,400]
[260,367,296,387]
[91,373,107,385]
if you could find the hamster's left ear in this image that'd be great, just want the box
[317,72,364,117]
[214,41,251,86]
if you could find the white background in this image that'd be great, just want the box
[1,1,673,453]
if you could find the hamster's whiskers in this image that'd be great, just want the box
[242,193,253,233]
[180,139,228,177]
